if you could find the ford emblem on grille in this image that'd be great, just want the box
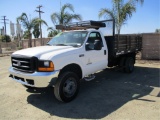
[17,61,21,66]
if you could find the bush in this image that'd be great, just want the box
[17,47,23,50]
[0,35,11,42]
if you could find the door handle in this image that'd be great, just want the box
[104,50,106,55]
[79,54,84,57]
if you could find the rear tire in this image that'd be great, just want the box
[119,57,126,72]
[124,57,135,73]
[54,72,80,102]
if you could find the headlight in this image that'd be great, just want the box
[44,61,50,67]
[38,60,54,72]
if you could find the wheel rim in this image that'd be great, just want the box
[63,77,77,97]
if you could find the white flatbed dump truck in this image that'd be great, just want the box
[9,19,142,102]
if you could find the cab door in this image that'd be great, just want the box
[83,32,108,75]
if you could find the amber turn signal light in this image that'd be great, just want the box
[38,61,54,72]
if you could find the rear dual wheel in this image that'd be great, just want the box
[119,57,135,73]
[125,57,135,73]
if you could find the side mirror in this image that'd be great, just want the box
[85,43,94,50]
[85,43,90,50]
[94,40,102,50]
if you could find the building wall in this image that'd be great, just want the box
[141,33,160,60]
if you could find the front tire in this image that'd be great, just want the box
[54,72,80,102]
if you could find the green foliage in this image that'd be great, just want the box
[23,30,30,39]
[48,31,58,37]
[32,18,48,38]
[47,27,58,37]
[155,29,160,33]
[51,3,82,25]
[17,13,34,32]
[99,0,144,34]
[32,18,48,39]
[0,35,11,42]
[17,46,23,50]
[17,13,34,47]
[14,36,18,40]
[32,18,48,27]
[32,25,40,38]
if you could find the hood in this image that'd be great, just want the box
[12,46,75,58]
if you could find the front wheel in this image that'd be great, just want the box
[54,72,80,102]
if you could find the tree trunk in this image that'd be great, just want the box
[117,28,121,51]
[0,44,2,54]
[29,32,32,48]
[117,28,120,40]
[118,28,120,35]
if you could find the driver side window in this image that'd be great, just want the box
[86,32,103,50]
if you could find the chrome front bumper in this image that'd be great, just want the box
[9,67,59,87]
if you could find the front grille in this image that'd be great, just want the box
[11,56,37,73]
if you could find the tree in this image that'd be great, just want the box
[33,18,48,39]
[99,0,144,35]
[155,29,160,33]
[48,31,58,37]
[17,13,34,47]
[17,13,48,47]
[23,30,30,39]
[47,27,59,37]
[32,25,40,38]
[51,3,82,25]
[0,35,11,42]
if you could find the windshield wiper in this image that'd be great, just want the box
[72,44,82,47]
[46,43,52,46]
[55,44,68,46]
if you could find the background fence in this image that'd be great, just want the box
[0,33,160,60]
[141,33,160,60]
[0,41,17,54]
[22,38,52,48]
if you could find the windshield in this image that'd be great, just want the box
[47,31,88,47]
